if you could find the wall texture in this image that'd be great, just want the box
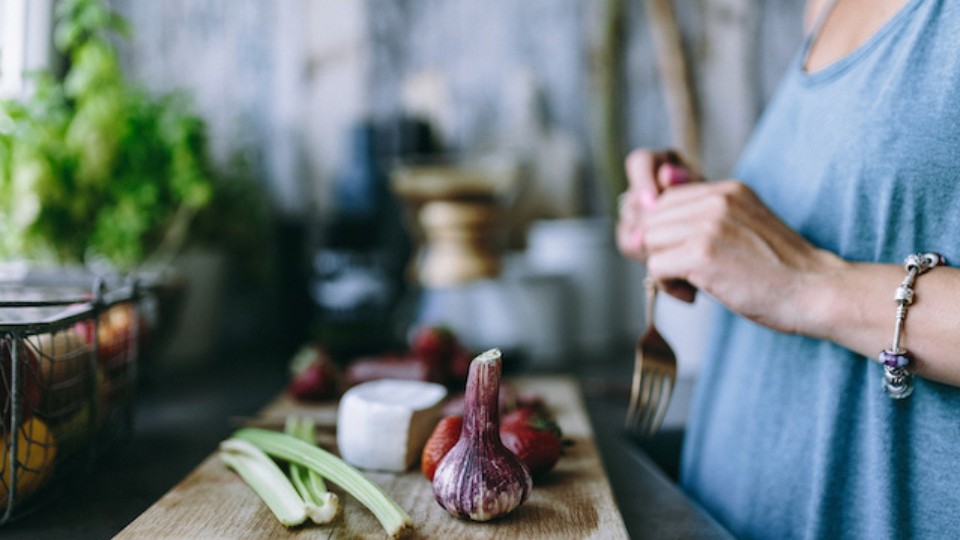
[111,0,806,218]
[105,0,811,376]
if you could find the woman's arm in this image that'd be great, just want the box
[637,177,960,388]
[802,260,960,387]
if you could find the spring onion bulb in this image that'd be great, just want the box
[284,416,340,524]
[219,439,307,527]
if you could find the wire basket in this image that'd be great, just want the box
[0,277,143,525]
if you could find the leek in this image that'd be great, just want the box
[234,427,412,539]
[219,439,307,527]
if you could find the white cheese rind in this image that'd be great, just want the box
[336,379,447,472]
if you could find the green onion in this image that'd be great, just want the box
[234,427,413,539]
[219,439,307,527]
[284,417,340,524]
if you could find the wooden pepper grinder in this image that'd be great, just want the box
[417,197,501,287]
[391,157,517,289]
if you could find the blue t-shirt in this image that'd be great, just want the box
[680,1,960,538]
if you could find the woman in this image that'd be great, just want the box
[617,0,960,538]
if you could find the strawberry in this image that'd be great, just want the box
[411,326,457,360]
[411,326,459,381]
[499,408,563,478]
[500,406,557,433]
[421,415,463,481]
[288,345,340,401]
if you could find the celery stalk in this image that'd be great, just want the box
[219,439,307,527]
[284,417,340,523]
[234,428,412,539]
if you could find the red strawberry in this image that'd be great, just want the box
[411,326,457,360]
[501,406,556,433]
[500,408,563,477]
[288,345,340,401]
[421,415,463,481]
[411,326,459,379]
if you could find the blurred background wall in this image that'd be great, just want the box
[111,0,805,217]
[105,0,807,378]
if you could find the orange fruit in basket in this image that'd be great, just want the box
[74,303,139,371]
[26,330,93,417]
[0,339,43,422]
[0,417,58,509]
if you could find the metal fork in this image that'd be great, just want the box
[625,277,677,437]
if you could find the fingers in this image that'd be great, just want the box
[618,148,703,261]
[646,243,704,298]
[641,180,799,308]
[624,149,699,194]
[640,182,749,300]
[643,181,752,256]
[618,152,656,258]
[624,150,659,195]
[649,179,744,212]
[616,191,645,256]
[639,182,733,251]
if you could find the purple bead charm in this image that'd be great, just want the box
[880,350,914,399]
[879,349,910,369]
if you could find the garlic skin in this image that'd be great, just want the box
[432,348,533,521]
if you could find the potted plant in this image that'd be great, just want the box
[0,0,272,372]
[0,0,216,271]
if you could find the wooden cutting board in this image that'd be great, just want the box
[115,376,628,539]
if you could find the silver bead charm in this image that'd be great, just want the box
[882,365,914,399]
[894,285,914,304]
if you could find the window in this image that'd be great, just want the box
[0,0,54,99]
[0,0,27,97]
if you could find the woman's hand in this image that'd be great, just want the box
[616,149,699,259]
[642,179,844,333]
[618,156,960,387]
[617,149,702,302]
[642,179,960,387]
[616,148,842,332]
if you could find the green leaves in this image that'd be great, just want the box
[0,0,214,269]
[54,0,129,54]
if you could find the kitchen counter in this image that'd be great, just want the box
[584,385,732,539]
[2,350,731,539]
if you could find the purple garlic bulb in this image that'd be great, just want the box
[432,348,532,521]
